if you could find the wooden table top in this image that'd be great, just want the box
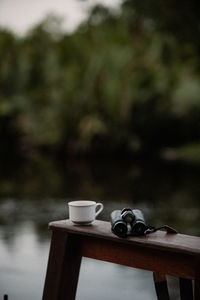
[49,219,200,257]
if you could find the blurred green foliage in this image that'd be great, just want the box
[0,1,200,160]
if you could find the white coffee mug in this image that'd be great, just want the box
[68,200,104,225]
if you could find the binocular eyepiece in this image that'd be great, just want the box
[110,208,146,237]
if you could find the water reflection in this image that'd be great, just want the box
[77,258,157,300]
[0,221,48,300]
[0,156,199,299]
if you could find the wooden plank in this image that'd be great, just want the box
[42,230,69,300]
[153,273,169,300]
[42,231,82,300]
[80,236,197,279]
[58,235,82,300]
[194,273,200,300]
[49,220,200,256]
[179,278,194,300]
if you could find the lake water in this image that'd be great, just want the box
[0,157,199,299]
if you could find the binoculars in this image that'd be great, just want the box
[110,208,147,237]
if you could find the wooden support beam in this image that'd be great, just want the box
[153,273,170,300]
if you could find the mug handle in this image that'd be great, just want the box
[95,203,104,218]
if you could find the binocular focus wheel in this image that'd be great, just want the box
[121,208,132,214]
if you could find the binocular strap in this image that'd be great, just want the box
[145,225,178,235]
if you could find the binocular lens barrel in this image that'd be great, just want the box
[131,209,146,236]
[110,210,128,237]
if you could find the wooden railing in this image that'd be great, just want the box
[42,220,200,300]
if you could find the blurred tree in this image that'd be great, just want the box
[0,1,200,160]
[0,29,22,155]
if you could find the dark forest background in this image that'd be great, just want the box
[0,0,200,163]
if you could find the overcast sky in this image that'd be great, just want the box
[0,0,122,35]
